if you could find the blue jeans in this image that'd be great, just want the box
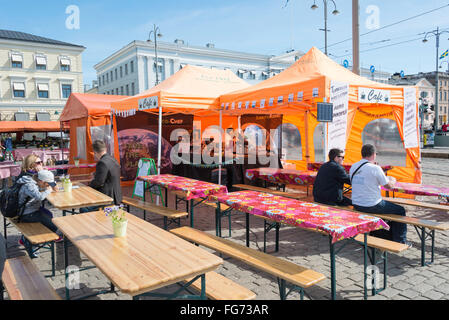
[353,200,407,243]
[0,235,6,277]
[20,208,58,233]
[80,205,102,213]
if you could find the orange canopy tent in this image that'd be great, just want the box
[59,93,128,175]
[219,47,421,183]
[110,65,250,176]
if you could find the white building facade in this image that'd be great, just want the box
[94,40,304,95]
[0,30,85,121]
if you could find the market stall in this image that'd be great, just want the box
[218,47,421,183]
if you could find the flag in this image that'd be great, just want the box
[440,50,448,59]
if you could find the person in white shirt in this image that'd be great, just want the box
[349,144,408,245]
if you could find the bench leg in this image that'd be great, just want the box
[163,217,168,230]
[51,242,55,277]
[246,213,250,248]
[3,217,7,248]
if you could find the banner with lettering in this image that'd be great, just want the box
[358,87,391,104]
[403,87,419,149]
[328,81,349,152]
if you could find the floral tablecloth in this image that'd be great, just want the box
[209,190,389,243]
[245,168,317,186]
[0,163,21,179]
[45,163,97,171]
[138,174,228,200]
[308,162,393,174]
[13,148,69,162]
[383,182,449,199]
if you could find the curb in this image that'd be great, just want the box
[422,153,449,159]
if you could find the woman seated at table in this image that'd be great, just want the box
[17,170,63,257]
[18,154,58,192]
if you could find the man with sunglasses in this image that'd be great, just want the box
[313,148,352,206]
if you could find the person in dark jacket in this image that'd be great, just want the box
[81,140,122,213]
[313,148,351,206]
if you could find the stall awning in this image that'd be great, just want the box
[0,121,67,133]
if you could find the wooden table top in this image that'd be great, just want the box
[52,210,223,296]
[46,183,113,210]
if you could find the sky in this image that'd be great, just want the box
[1,0,449,85]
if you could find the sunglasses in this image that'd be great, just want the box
[35,161,43,165]
[337,155,345,159]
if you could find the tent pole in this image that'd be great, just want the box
[218,110,222,185]
[157,106,162,175]
[60,121,64,162]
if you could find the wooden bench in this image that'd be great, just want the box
[122,196,188,230]
[183,271,256,300]
[317,202,449,267]
[1,256,61,300]
[171,226,326,300]
[3,216,58,276]
[383,197,449,212]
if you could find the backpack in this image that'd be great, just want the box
[0,182,29,219]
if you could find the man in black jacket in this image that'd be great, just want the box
[313,148,351,206]
[80,140,122,212]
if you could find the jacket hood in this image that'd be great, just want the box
[17,174,36,184]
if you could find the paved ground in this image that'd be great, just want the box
[2,157,449,301]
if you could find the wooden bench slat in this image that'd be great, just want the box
[354,235,409,253]
[122,196,188,219]
[366,213,449,231]
[2,256,61,300]
[184,271,256,300]
[383,197,449,212]
[171,226,325,289]
[233,184,307,200]
[7,218,59,244]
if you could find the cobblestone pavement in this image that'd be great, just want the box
[2,157,449,300]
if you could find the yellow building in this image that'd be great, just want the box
[0,29,85,121]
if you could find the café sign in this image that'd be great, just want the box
[138,96,158,110]
[358,88,391,104]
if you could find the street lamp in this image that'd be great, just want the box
[422,27,449,136]
[148,24,163,86]
[311,0,340,56]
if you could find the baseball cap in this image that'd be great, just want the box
[37,170,56,187]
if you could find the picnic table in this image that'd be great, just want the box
[46,182,113,216]
[246,168,317,186]
[13,148,69,162]
[52,210,223,300]
[308,162,393,174]
[382,182,449,202]
[0,162,21,188]
[45,163,96,171]
[138,174,228,227]
[209,190,389,300]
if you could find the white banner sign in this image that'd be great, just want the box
[403,87,419,149]
[138,96,158,110]
[328,81,349,152]
[358,87,391,104]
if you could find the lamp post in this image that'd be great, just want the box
[422,27,449,136]
[311,0,340,56]
[440,60,449,72]
[148,24,163,86]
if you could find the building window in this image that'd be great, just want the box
[125,64,128,75]
[115,68,118,80]
[106,73,109,83]
[130,61,134,73]
[102,75,105,85]
[116,88,119,95]
[11,54,23,68]
[131,82,135,95]
[261,72,269,80]
[110,70,113,82]
[120,66,123,78]
[249,71,256,80]
[35,56,47,70]
[61,84,72,99]
[98,76,101,87]
[126,84,129,95]
[60,57,71,71]
[237,70,245,79]
[120,86,124,95]
[12,82,25,98]
[37,83,49,98]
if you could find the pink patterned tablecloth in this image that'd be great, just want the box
[209,190,389,243]
[0,163,21,179]
[383,182,449,198]
[13,148,69,162]
[138,174,228,200]
[308,162,393,173]
[45,163,97,171]
[246,168,317,186]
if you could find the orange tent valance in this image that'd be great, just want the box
[0,121,66,133]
